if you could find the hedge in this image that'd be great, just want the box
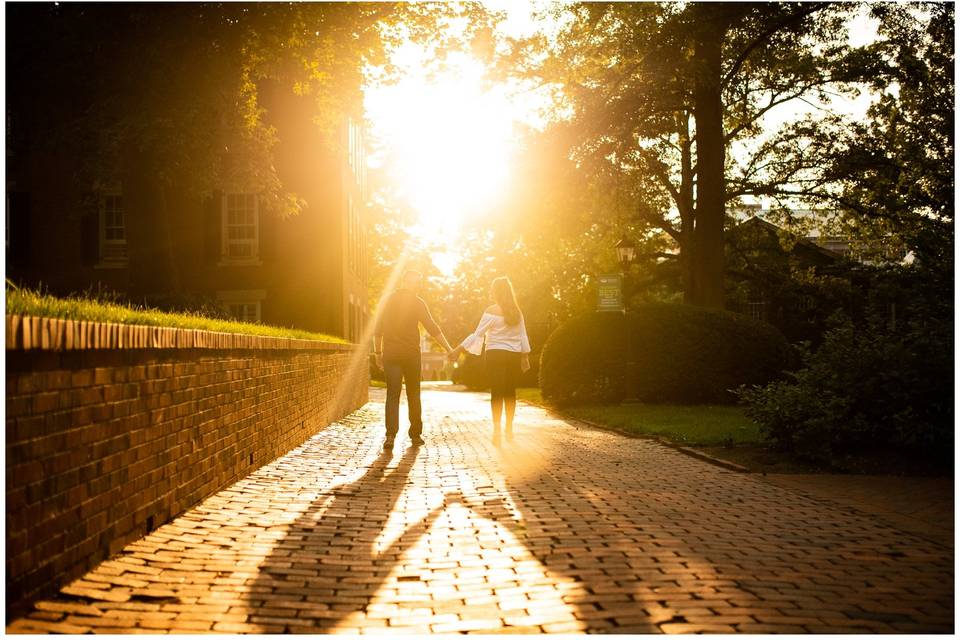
[539,304,793,406]
[738,314,953,468]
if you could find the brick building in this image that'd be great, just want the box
[6,87,369,342]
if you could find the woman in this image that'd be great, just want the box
[449,276,531,445]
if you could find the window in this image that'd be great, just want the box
[346,193,365,280]
[99,194,127,266]
[221,193,259,263]
[745,291,767,322]
[746,302,766,322]
[217,290,265,323]
[348,193,357,276]
[347,119,364,188]
[228,302,260,323]
[797,295,815,312]
[348,297,355,342]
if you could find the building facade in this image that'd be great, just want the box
[6,91,368,342]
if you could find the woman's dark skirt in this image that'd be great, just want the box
[485,348,521,399]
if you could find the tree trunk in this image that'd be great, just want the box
[678,111,695,304]
[690,8,727,309]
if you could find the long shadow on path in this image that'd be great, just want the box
[244,442,457,632]
[480,421,954,634]
[244,393,952,634]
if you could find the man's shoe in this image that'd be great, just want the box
[410,435,425,446]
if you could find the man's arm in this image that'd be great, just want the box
[373,303,385,369]
[419,300,453,352]
[432,330,454,353]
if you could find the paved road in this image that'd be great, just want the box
[9,389,954,633]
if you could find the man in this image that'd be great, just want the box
[374,269,453,448]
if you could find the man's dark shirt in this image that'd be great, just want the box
[375,289,441,359]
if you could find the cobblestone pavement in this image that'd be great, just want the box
[9,389,954,634]
[762,474,953,549]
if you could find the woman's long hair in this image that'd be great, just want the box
[491,276,522,326]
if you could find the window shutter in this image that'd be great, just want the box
[80,193,99,266]
[204,189,222,263]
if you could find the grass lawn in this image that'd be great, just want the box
[6,286,347,343]
[517,388,759,447]
[517,388,863,474]
[519,387,938,475]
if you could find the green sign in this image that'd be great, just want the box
[596,274,624,312]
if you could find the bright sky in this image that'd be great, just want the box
[366,52,515,234]
[364,4,882,275]
[365,51,523,276]
[364,1,548,276]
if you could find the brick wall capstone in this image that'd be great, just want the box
[5,315,369,619]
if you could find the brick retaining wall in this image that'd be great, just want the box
[5,315,369,619]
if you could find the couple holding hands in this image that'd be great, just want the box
[373,270,531,449]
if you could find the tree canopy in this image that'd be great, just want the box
[505,2,876,308]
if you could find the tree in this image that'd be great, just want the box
[729,3,952,323]
[7,3,392,297]
[835,3,952,267]
[512,2,859,308]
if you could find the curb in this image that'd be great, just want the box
[521,398,751,474]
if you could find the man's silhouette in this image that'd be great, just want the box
[374,269,452,448]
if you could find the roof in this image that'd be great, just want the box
[734,216,847,262]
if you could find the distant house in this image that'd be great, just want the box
[726,215,850,341]
[729,205,909,265]
[6,89,368,342]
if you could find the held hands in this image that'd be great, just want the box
[447,345,463,363]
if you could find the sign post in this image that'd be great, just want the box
[596,274,624,312]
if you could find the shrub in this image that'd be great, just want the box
[739,313,953,468]
[451,354,487,390]
[539,304,793,406]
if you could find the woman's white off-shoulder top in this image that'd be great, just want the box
[460,312,531,355]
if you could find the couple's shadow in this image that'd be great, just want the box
[247,437,658,633]
[247,445,458,630]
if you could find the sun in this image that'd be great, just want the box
[366,52,517,246]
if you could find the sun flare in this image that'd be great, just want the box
[367,53,517,245]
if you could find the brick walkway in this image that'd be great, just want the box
[762,474,954,550]
[8,389,954,634]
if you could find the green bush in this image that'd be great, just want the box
[539,304,793,406]
[739,313,953,468]
[451,354,487,389]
